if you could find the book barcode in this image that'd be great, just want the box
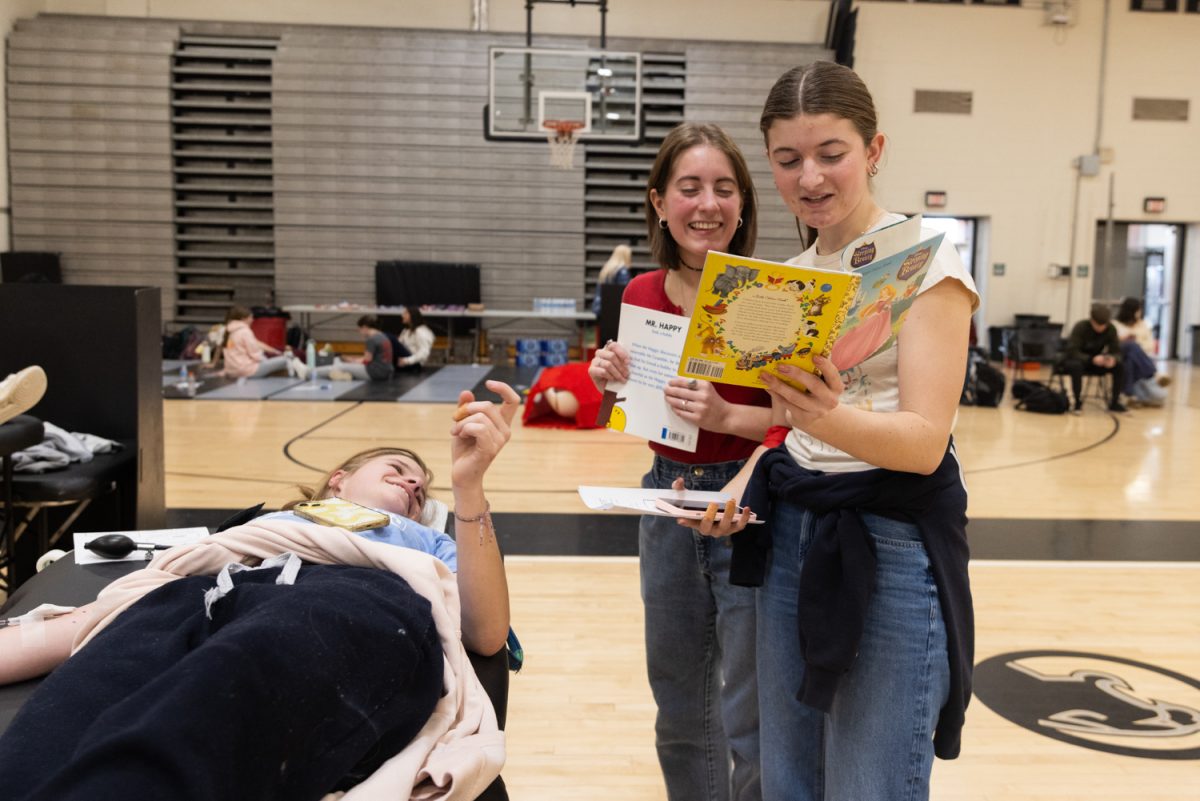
[684,358,725,379]
[666,430,688,443]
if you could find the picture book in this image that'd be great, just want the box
[676,215,944,388]
[595,304,699,452]
[832,218,944,372]
[675,252,860,389]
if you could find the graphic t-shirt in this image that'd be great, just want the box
[783,214,980,473]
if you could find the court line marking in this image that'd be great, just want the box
[972,559,1200,569]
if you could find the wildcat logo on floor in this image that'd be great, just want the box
[973,650,1200,760]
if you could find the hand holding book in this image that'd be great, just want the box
[676,215,944,389]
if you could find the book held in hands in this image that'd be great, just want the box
[677,215,944,389]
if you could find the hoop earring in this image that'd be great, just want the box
[736,217,744,229]
[658,218,668,229]
[868,162,879,178]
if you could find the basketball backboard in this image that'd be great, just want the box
[486,46,642,142]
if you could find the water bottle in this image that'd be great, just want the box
[179,363,188,385]
[306,340,317,383]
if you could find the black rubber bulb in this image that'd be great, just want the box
[84,534,139,558]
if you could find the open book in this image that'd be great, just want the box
[677,215,944,388]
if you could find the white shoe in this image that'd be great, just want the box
[290,357,309,380]
[0,365,48,426]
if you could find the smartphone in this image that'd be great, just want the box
[293,498,390,532]
[653,498,761,524]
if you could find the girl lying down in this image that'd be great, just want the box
[0,381,521,801]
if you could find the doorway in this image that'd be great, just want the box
[1092,222,1185,360]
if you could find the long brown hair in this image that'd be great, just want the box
[645,122,758,269]
[282,447,433,512]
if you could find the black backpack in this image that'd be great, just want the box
[962,352,1005,407]
[1014,381,1070,414]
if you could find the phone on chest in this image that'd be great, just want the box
[293,498,390,532]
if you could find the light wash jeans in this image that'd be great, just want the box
[757,506,949,801]
[250,354,291,377]
[640,455,761,801]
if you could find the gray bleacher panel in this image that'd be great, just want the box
[397,365,495,404]
[7,13,828,340]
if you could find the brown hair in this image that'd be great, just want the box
[224,305,253,324]
[759,61,881,249]
[282,447,433,512]
[759,60,879,148]
[645,122,758,269]
[357,314,379,328]
[1090,303,1112,326]
[1116,297,1141,326]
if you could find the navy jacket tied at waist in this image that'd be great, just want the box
[732,440,973,760]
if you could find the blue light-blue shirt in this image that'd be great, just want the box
[258,509,458,571]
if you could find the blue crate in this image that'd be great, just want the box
[540,338,569,354]
[515,338,541,354]
[515,351,541,367]
[539,352,568,367]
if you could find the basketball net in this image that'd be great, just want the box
[543,120,584,170]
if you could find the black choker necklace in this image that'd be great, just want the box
[679,260,704,272]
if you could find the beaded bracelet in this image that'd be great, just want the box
[453,501,495,546]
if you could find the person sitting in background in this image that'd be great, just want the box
[1062,303,1125,414]
[590,243,633,315]
[294,315,395,382]
[220,306,291,379]
[1114,297,1169,407]
[395,307,435,371]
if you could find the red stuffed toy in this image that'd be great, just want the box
[522,363,604,430]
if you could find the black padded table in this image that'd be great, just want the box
[1,415,45,591]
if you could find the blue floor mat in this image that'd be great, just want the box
[396,365,494,403]
[196,377,302,400]
[270,379,366,401]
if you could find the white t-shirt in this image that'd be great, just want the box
[783,213,981,473]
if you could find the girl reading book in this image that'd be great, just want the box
[587,122,771,801]
[681,63,979,801]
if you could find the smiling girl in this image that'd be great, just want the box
[588,122,770,801]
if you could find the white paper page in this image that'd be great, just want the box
[578,485,734,516]
[600,304,699,452]
[73,527,210,565]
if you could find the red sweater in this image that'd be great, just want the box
[622,270,770,465]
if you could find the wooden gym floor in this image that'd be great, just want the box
[164,358,1200,797]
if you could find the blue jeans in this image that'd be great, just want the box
[640,454,761,801]
[757,505,949,801]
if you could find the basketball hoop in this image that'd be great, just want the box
[543,119,585,170]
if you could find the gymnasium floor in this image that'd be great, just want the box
[163,359,1198,798]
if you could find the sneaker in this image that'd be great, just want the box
[290,357,309,380]
[0,365,48,426]
[1155,374,1172,388]
[1070,407,1083,416]
[1108,401,1128,413]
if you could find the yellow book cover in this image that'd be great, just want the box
[676,251,860,389]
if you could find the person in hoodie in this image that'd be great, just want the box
[219,305,291,378]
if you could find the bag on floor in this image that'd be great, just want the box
[1015,382,1069,414]
[962,352,1005,407]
